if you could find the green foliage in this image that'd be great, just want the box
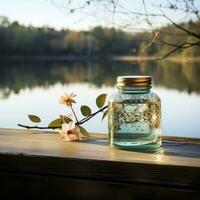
[48,116,72,127]
[0,17,146,56]
[64,116,73,123]
[0,16,199,56]
[81,105,91,116]
[48,118,62,127]
[96,93,107,108]
[79,125,90,138]
[28,114,41,123]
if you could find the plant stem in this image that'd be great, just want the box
[18,105,108,130]
[70,105,79,123]
[77,105,108,125]
[18,123,61,130]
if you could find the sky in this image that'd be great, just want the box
[0,0,195,31]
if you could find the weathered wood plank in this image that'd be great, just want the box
[0,128,199,166]
[0,128,199,199]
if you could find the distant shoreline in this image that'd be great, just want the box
[0,55,200,62]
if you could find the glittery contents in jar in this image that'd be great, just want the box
[108,76,161,151]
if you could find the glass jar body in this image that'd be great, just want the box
[108,88,161,151]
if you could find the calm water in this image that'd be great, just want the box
[0,59,200,138]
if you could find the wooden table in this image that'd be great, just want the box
[0,128,199,199]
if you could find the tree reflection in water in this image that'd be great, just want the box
[0,59,200,99]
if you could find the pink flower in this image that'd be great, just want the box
[58,122,81,141]
[59,92,76,107]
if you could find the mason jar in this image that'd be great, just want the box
[108,76,161,151]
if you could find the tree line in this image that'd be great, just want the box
[0,16,199,57]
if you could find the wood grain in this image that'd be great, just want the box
[0,128,199,167]
[0,128,199,199]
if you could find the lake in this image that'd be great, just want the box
[0,59,200,138]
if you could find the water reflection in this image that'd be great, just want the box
[0,60,200,98]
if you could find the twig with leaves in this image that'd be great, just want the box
[18,92,108,141]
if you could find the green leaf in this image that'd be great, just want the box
[81,105,91,116]
[28,114,41,123]
[79,126,90,138]
[102,109,108,121]
[48,118,62,127]
[96,93,107,108]
[64,116,72,123]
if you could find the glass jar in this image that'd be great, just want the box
[108,76,161,151]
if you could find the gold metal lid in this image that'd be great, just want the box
[117,76,151,87]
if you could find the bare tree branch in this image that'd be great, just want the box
[162,13,200,40]
[50,0,200,59]
[158,40,200,60]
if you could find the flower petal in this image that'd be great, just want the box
[62,122,70,131]
[68,133,81,141]
[70,92,76,98]
[59,96,65,104]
